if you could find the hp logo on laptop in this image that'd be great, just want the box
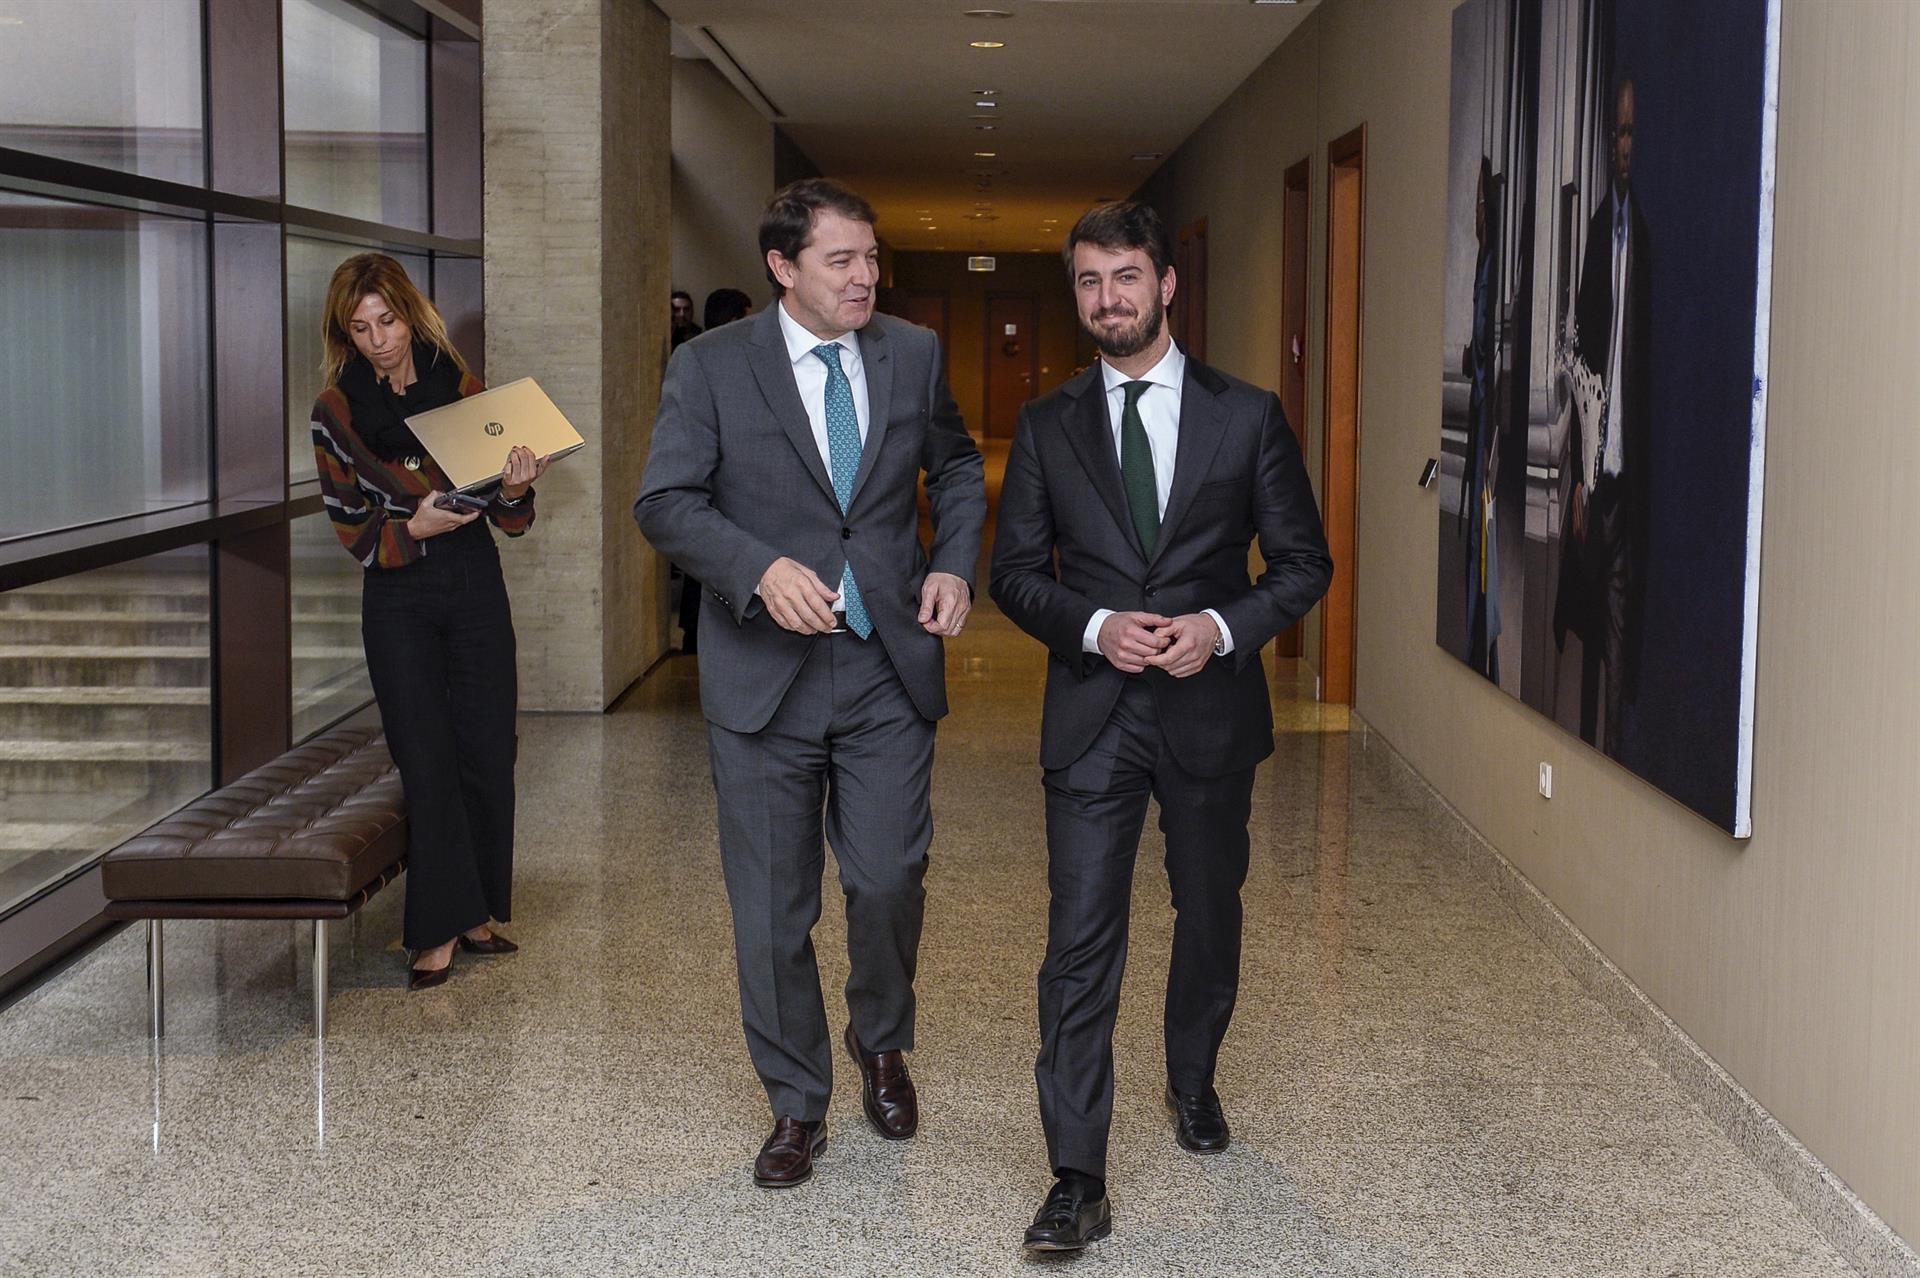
[484,420,505,437]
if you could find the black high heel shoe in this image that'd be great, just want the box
[457,931,518,956]
[409,948,454,991]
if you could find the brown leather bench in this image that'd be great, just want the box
[100,722,406,1040]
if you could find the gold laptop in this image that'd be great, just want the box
[405,377,586,493]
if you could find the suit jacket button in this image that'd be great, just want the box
[1144,586,1158,598]
[842,528,852,539]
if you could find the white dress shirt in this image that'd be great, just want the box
[1081,341,1235,658]
[776,299,869,608]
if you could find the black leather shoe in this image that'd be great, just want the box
[752,1117,827,1188]
[1022,1178,1112,1253]
[844,1025,918,1139]
[457,931,519,956]
[408,952,452,991]
[1166,1085,1231,1153]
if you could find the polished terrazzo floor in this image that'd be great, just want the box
[0,604,1856,1276]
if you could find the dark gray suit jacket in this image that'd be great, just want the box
[636,307,985,733]
[990,354,1332,777]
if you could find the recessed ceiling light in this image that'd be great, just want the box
[969,40,1006,49]
[964,9,1014,17]
[973,88,998,96]
[973,125,997,133]
[973,151,997,158]
[974,100,998,109]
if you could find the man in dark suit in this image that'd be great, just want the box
[990,201,1332,1252]
[1556,76,1651,758]
[636,179,985,1188]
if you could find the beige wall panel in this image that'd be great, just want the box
[485,0,671,711]
[601,0,672,706]
[1141,0,1920,1244]
[671,58,776,318]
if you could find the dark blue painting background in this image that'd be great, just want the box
[1611,0,1770,830]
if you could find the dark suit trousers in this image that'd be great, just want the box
[706,631,934,1122]
[361,534,518,951]
[1037,679,1254,1180]
[1578,482,1631,757]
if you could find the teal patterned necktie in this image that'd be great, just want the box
[812,343,872,638]
[1120,380,1160,556]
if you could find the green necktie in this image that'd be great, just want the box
[1120,380,1159,556]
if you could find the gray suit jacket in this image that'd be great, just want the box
[636,307,985,733]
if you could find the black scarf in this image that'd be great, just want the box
[338,340,465,464]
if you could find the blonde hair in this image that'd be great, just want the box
[320,253,469,387]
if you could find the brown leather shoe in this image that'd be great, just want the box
[752,1117,827,1188]
[844,1024,918,1140]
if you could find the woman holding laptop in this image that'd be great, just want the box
[310,252,548,991]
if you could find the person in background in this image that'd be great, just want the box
[674,287,760,655]
[671,289,702,349]
[702,287,754,331]
[310,253,548,991]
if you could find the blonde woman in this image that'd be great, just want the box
[310,253,547,991]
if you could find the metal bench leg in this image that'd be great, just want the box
[147,920,165,1040]
[312,919,328,1041]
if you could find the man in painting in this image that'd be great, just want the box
[1556,75,1651,757]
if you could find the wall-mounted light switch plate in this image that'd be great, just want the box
[1538,762,1553,799]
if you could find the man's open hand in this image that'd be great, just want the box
[918,571,971,637]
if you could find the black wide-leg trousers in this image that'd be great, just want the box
[361,537,518,952]
[1036,679,1255,1181]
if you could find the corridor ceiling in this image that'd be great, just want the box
[658,0,1319,254]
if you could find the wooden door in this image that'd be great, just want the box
[1320,127,1365,706]
[900,289,949,350]
[1176,217,1208,362]
[1277,159,1311,660]
[984,292,1038,439]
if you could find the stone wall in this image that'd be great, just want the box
[484,0,670,710]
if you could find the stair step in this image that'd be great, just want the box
[0,822,103,853]
[0,740,209,763]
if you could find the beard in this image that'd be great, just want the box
[1085,293,1165,360]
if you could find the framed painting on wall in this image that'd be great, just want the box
[1435,0,1779,836]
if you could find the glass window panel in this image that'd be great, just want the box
[0,547,211,915]
[290,510,370,741]
[283,0,429,231]
[286,235,428,482]
[0,191,210,541]
[0,0,205,186]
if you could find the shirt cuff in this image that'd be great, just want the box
[1083,608,1115,654]
[1203,608,1233,656]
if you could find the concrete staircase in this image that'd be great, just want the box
[0,536,373,912]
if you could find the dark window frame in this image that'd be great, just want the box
[0,0,482,985]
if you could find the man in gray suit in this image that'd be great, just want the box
[636,179,985,1188]
[991,201,1331,1251]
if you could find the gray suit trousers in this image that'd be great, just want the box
[705,630,935,1122]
